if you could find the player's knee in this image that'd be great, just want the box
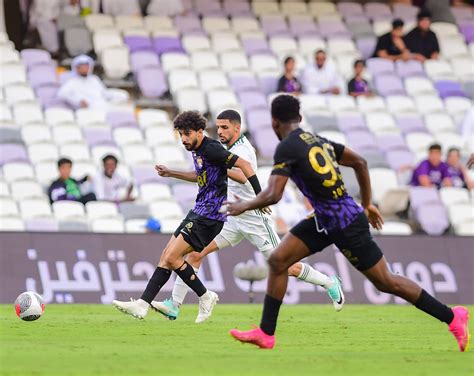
[161,252,181,270]
[186,251,202,265]
[268,253,287,274]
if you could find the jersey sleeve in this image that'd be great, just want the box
[271,140,297,177]
[204,141,239,168]
[329,141,345,162]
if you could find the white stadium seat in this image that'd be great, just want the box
[10,181,45,200]
[91,218,125,233]
[139,183,172,202]
[52,201,86,220]
[21,126,52,145]
[19,199,52,219]
[149,200,184,220]
[45,108,75,125]
[0,197,19,216]
[0,217,24,231]
[86,201,120,219]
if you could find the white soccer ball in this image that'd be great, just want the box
[14,292,45,321]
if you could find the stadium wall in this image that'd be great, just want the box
[1,233,472,305]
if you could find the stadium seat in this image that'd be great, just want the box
[137,66,168,98]
[366,113,399,135]
[4,84,35,106]
[125,218,147,233]
[60,144,91,162]
[91,218,125,233]
[168,69,198,94]
[25,217,59,231]
[202,16,231,33]
[149,201,184,220]
[159,218,182,234]
[13,102,44,124]
[115,15,144,31]
[84,14,114,32]
[454,218,474,236]
[45,108,75,125]
[153,145,187,165]
[92,145,122,165]
[122,144,154,165]
[53,201,86,220]
[3,162,34,183]
[93,29,123,54]
[250,54,279,73]
[161,52,191,72]
[101,46,131,79]
[10,181,45,200]
[176,88,207,113]
[52,126,83,145]
[424,113,456,134]
[0,63,27,87]
[414,95,445,114]
[191,51,219,71]
[85,201,120,220]
[28,143,59,164]
[220,51,250,72]
[34,162,57,186]
[376,221,413,235]
[357,96,386,113]
[0,217,24,231]
[444,97,472,116]
[405,77,437,96]
[139,183,172,202]
[19,199,52,219]
[0,197,19,216]
[113,128,144,147]
[64,27,93,56]
[76,108,107,126]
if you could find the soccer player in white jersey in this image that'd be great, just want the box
[152,110,344,320]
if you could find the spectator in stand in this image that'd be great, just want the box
[57,54,128,110]
[347,60,373,97]
[277,56,301,95]
[410,144,452,188]
[404,9,440,61]
[373,19,411,61]
[93,154,134,203]
[446,148,474,189]
[48,158,96,204]
[301,50,342,95]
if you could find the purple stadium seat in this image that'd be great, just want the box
[459,22,474,43]
[337,2,364,17]
[194,0,222,15]
[435,80,467,99]
[130,51,160,73]
[337,113,368,133]
[175,15,202,33]
[319,20,352,38]
[356,36,377,60]
[377,134,408,152]
[261,17,289,36]
[364,149,390,168]
[395,115,427,134]
[0,144,28,165]
[223,0,252,16]
[365,3,392,21]
[416,203,450,235]
[106,111,138,128]
[259,75,279,96]
[172,183,198,207]
[20,49,51,68]
[289,19,319,37]
[238,91,268,112]
[25,218,59,232]
[137,67,168,98]
[409,186,440,210]
[367,58,395,76]
[230,75,260,93]
[396,60,425,78]
[344,14,369,24]
[386,150,415,171]
[451,7,474,21]
[375,75,405,97]
[393,4,418,21]
[346,131,378,151]
[132,165,167,185]
[35,84,60,108]
[153,37,185,55]
[124,36,153,53]
[28,65,58,88]
[83,127,113,146]
[253,128,279,159]
[246,109,271,131]
[242,38,271,55]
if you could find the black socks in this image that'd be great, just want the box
[174,261,207,297]
[260,294,283,336]
[414,289,454,324]
[140,267,172,304]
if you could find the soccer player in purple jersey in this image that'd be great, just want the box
[113,111,262,323]
[225,95,470,351]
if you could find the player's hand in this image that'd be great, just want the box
[467,154,474,168]
[155,164,171,177]
[223,197,247,216]
[364,204,384,230]
[259,206,272,215]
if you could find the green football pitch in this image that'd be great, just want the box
[0,304,472,376]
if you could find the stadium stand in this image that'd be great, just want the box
[0,0,473,236]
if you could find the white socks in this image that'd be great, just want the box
[297,263,331,288]
[171,266,199,305]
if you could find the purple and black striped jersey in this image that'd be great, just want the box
[192,137,238,221]
[271,128,363,232]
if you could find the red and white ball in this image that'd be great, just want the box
[14,292,45,321]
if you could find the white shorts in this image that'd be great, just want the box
[214,210,280,260]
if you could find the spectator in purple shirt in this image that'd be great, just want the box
[347,60,373,97]
[446,148,474,189]
[277,56,301,95]
[410,143,452,188]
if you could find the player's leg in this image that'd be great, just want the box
[337,213,470,352]
[230,217,332,348]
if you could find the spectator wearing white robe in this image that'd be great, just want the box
[57,54,129,110]
[301,50,343,95]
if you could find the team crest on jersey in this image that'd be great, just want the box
[196,156,203,168]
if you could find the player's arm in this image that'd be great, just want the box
[155,165,197,182]
[226,175,288,216]
[232,157,262,194]
[338,146,384,230]
[227,168,247,184]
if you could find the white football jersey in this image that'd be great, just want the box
[226,135,259,202]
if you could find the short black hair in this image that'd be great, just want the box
[315,49,326,56]
[392,18,404,29]
[447,147,460,155]
[58,158,72,168]
[284,56,294,65]
[271,95,301,123]
[354,59,365,68]
[217,109,241,124]
[102,154,118,164]
[417,9,432,20]
[429,143,442,152]
[173,111,207,132]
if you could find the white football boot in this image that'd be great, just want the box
[112,298,149,319]
[195,290,219,323]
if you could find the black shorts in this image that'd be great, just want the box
[290,212,383,271]
[173,211,224,252]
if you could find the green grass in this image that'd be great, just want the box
[0,304,472,376]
